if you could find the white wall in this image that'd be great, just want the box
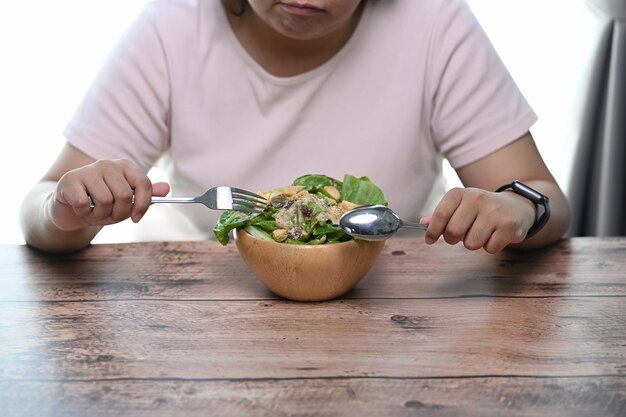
[446,0,599,191]
[1,0,598,244]
[0,1,147,244]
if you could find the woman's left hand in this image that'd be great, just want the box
[422,187,536,253]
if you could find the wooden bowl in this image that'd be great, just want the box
[235,229,385,301]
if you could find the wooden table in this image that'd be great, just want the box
[0,237,624,416]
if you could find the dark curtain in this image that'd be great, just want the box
[568,0,626,236]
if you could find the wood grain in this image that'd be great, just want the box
[1,298,624,380]
[1,238,624,416]
[1,377,624,417]
[1,237,625,302]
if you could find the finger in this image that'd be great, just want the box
[425,188,463,245]
[122,168,153,222]
[463,218,496,251]
[509,225,527,244]
[82,177,114,220]
[419,215,432,225]
[131,181,171,223]
[489,221,527,253]
[483,228,513,254]
[129,181,172,223]
[103,169,135,222]
[442,205,477,246]
[131,181,172,223]
[152,181,170,197]
[57,181,92,218]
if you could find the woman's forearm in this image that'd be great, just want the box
[20,181,101,253]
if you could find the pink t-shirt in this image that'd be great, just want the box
[64,0,537,240]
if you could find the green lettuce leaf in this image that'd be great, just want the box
[243,225,274,241]
[340,174,387,206]
[213,210,254,245]
[293,174,342,194]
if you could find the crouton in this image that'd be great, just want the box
[272,229,289,242]
[323,186,341,201]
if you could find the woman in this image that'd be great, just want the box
[20,0,570,253]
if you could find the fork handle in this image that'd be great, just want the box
[87,196,196,208]
[150,197,196,203]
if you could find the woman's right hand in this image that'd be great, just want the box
[50,159,170,232]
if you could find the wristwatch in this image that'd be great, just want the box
[495,180,550,239]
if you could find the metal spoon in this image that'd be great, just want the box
[339,205,428,241]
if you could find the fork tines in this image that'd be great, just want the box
[230,188,268,214]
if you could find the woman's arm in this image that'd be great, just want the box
[20,143,168,253]
[425,132,570,252]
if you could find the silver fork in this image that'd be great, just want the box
[88,186,267,214]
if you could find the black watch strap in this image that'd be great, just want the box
[495,180,551,239]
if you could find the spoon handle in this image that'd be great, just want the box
[399,221,429,230]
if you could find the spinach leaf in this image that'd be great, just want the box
[293,174,342,194]
[340,174,387,206]
[243,225,274,241]
[214,210,254,245]
[313,222,342,236]
[313,223,348,243]
[248,217,278,233]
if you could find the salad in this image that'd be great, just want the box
[213,174,387,245]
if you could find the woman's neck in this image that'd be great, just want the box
[226,3,364,77]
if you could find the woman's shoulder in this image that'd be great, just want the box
[364,0,484,59]
[358,0,470,54]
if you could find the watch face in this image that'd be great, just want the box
[511,181,546,203]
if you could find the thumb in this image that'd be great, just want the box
[152,181,170,197]
[131,182,170,224]
[419,215,432,225]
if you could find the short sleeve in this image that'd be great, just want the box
[427,0,538,169]
[63,1,170,173]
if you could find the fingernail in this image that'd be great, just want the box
[425,236,435,245]
[132,213,144,223]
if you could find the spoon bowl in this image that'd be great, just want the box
[339,205,428,241]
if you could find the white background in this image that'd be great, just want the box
[0,0,599,244]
